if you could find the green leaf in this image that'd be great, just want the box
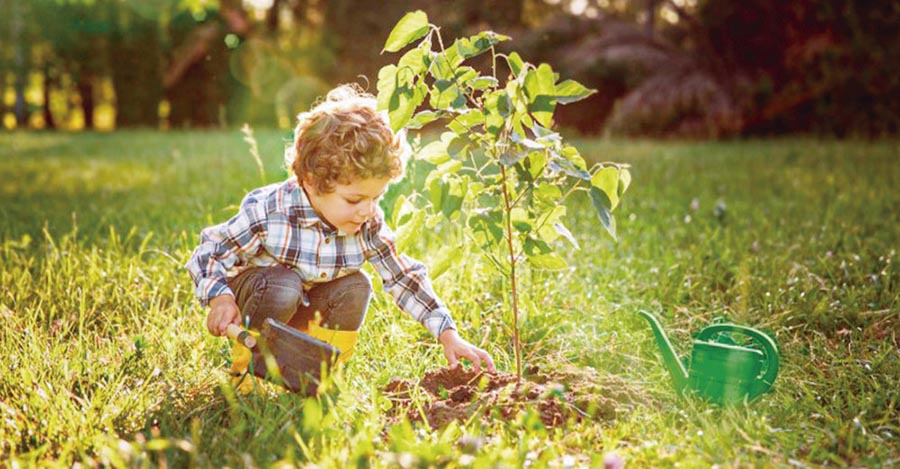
[484,91,512,136]
[524,64,557,127]
[391,84,426,132]
[485,112,504,137]
[429,245,459,279]
[398,43,428,75]
[376,65,399,110]
[447,134,469,160]
[591,166,620,209]
[530,123,561,144]
[526,252,568,270]
[548,158,590,180]
[383,11,429,53]
[499,148,529,166]
[447,110,484,134]
[536,205,566,244]
[396,210,426,251]
[430,79,463,110]
[468,208,504,244]
[506,78,527,115]
[456,31,511,59]
[534,182,562,204]
[485,91,512,118]
[524,237,552,256]
[506,52,525,77]
[376,65,424,131]
[455,66,478,83]
[510,207,531,233]
[510,131,547,150]
[418,137,450,164]
[558,146,588,172]
[425,159,463,186]
[553,222,580,249]
[432,47,463,80]
[391,194,410,225]
[408,110,443,129]
[618,168,632,198]
[429,178,445,209]
[590,186,617,241]
[441,177,466,219]
[468,76,499,90]
[553,79,595,104]
[527,151,548,179]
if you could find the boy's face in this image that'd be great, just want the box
[303,176,391,234]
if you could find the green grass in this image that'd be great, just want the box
[1,131,897,467]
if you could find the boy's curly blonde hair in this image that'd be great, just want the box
[286,84,409,194]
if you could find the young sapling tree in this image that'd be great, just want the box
[378,11,631,379]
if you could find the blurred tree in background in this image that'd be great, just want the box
[1,0,896,137]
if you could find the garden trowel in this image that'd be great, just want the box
[226,318,340,395]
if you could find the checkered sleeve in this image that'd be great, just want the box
[185,190,268,306]
[363,214,457,339]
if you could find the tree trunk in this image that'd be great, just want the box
[109,2,162,128]
[164,1,248,128]
[265,0,282,33]
[42,65,56,130]
[646,0,658,37]
[12,0,29,127]
[77,78,95,130]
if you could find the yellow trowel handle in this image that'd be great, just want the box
[225,324,257,349]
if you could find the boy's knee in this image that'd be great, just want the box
[341,271,373,294]
[241,266,304,329]
[322,272,371,330]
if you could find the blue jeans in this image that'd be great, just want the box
[228,265,372,332]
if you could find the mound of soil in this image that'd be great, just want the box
[383,365,642,430]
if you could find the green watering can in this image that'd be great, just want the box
[638,311,780,405]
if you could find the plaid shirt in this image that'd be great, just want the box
[186,178,456,339]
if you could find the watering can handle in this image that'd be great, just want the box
[695,324,780,394]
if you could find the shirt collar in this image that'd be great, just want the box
[288,178,337,234]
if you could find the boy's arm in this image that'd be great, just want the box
[185,194,267,308]
[361,215,456,339]
[363,214,495,372]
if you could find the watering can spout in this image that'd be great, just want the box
[638,311,690,392]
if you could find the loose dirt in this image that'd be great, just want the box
[383,365,644,429]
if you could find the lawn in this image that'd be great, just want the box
[0,130,897,467]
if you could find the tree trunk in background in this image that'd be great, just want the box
[165,9,230,128]
[462,0,523,30]
[11,0,29,127]
[265,0,282,33]
[324,0,412,85]
[42,65,56,130]
[109,1,162,128]
[77,78,95,130]
[646,0,658,37]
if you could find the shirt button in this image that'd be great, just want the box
[320,272,327,279]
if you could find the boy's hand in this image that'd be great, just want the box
[207,295,241,336]
[439,329,496,373]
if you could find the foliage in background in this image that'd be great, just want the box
[376,11,631,377]
[2,0,896,137]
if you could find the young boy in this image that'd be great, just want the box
[186,85,494,391]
